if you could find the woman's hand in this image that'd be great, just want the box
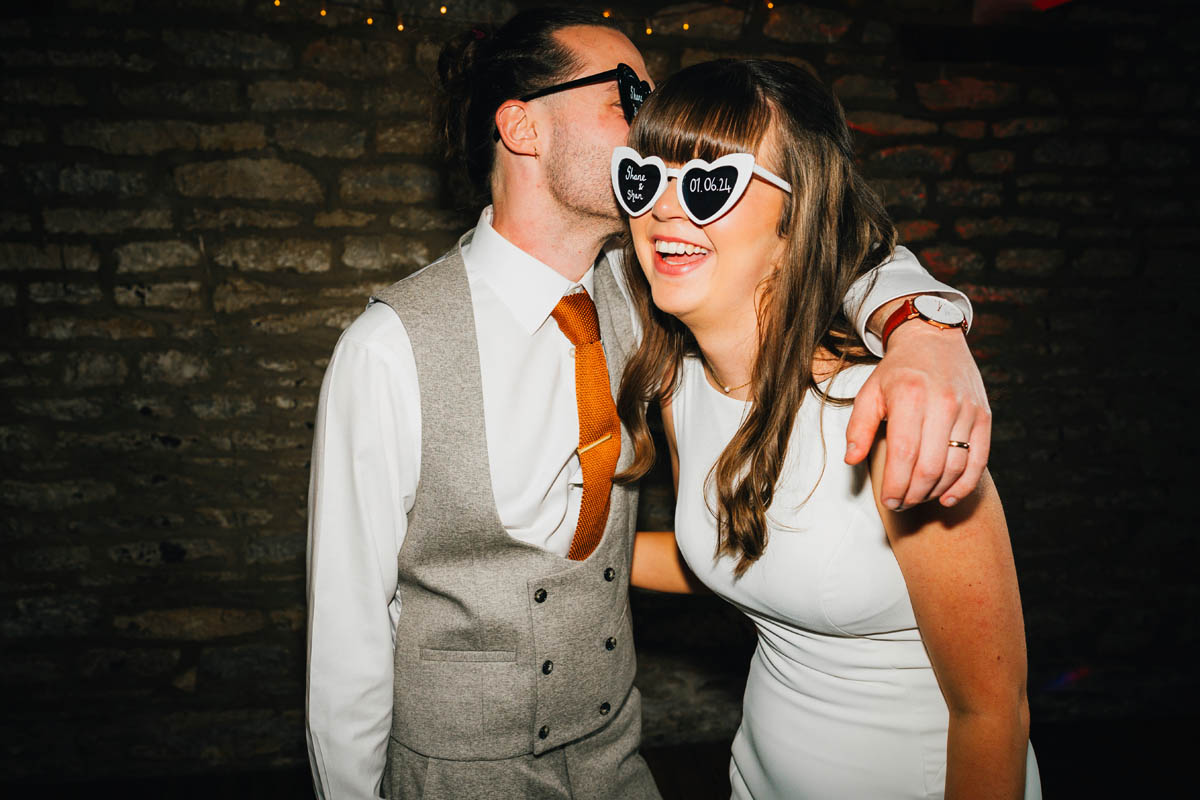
[846,316,991,510]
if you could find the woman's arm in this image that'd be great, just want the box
[631,529,705,593]
[869,440,1030,800]
[630,399,707,594]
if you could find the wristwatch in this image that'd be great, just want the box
[880,295,967,352]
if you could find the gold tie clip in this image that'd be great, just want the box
[578,433,613,455]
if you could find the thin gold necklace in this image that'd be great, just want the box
[702,356,751,394]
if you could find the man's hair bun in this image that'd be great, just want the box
[435,25,495,173]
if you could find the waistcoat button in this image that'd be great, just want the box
[599,702,611,715]
[542,660,553,675]
[605,637,616,651]
[539,725,550,739]
[534,588,547,603]
[603,567,615,581]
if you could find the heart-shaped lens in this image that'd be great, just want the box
[615,156,662,216]
[679,164,741,223]
[617,64,650,122]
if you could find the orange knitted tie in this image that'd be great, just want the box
[551,290,622,561]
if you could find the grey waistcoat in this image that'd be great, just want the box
[371,235,640,762]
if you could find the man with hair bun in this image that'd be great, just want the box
[306,7,988,799]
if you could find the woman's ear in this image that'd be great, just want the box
[495,100,539,157]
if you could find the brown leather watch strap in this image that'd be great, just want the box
[880,297,920,352]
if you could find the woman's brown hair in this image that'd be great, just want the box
[615,59,897,577]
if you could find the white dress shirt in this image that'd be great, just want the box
[305,207,969,798]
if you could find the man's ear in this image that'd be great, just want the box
[495,100,539,157]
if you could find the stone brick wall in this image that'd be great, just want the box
[2,0,1195,782]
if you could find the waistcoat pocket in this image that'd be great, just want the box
[420,648,517,663]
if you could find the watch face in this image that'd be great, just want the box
[913,295,965,326]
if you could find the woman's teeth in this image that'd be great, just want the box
[654,240,708,256]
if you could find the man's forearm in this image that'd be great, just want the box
[866,294,911,339]
[843,245,972,356]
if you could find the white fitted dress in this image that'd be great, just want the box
[670,358,1040,799]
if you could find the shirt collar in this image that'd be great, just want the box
[463,206,596,336]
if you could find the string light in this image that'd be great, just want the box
[292,2,739,36]
[767,1,774,8]
[273,0,280,6]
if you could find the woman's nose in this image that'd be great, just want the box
[652,178,686,221]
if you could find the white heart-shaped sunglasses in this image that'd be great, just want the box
[611,145,792,226]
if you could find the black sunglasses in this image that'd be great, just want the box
[493,63,651,140]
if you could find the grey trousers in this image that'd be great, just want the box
[383,687,661,800]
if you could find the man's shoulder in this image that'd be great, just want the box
[321,235,474,390]
[374,244,464,309]
[599,241,633,307]
[339,302,410,356]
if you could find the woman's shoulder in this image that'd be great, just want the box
[670,355,704,395]
[667,355,700,402]
[668,355,705,409]
[819,361,877,402]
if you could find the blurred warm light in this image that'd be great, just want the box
[366,16,373,25]
[683,22,690,30]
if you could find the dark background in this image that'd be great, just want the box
[1,0,1196,795]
